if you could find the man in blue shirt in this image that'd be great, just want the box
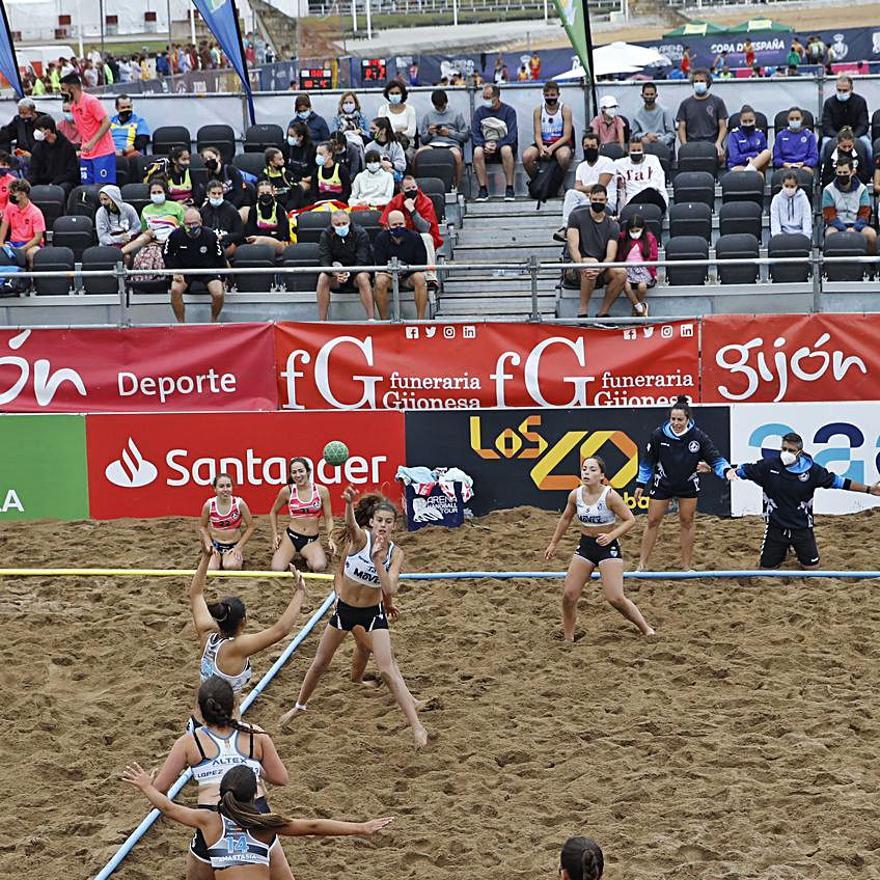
[472,83,518,202]
[726,104,771,175]
[110,94,151,157]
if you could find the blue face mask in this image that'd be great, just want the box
[297,109,311,119]
[837,91,851,102]
[694,81,708,95]
[388,93,403,105]
[789,120,802,131]
[335,224,350,237]
[315,154,326,167]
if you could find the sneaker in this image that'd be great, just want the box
[632,302,648,317]
[552,226,567,243]
[504,186,516,201]
[475,186,489,202]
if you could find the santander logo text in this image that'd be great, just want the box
[105,438,159,488]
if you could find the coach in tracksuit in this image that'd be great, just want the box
[634,395,733,571]
[732,431,880,569]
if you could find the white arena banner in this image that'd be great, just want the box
[730,403,880,517]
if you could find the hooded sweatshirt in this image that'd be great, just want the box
[636,418,730,491]
[769,188,812,237]
[95,184,141,246]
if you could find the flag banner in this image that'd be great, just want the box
[0,0,24,98]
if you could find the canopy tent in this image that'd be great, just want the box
[556,60,642,80]
[594,41,669,69]
[662,20,728,38]
[728,18,794,34]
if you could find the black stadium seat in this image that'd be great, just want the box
[52,215,95,261]
[824,231,867,281]
[281,242,321,291]
[81,246,123,294]
[598,143,624,161]
[244,124,285,153]
[728,111,769,137]
[114,155,130,187]
[413,150,456,193]
[872,109,880,147]
[665,235,709,285]
[773,108,815,134]
[415,176,447,221]
[66,185,102,221]
[619,202,662,244]
[232,244,277,291]
[33,246,74,295]
[673,171,715,210]
[233,152,266,181]
[29,184,66,229]
[719,201,762,240]
[295,211,331,244]
[668,202,711,241]
[720,170,764,206]
[716,233,759,284]
[643,141,672,179]
[677,141,718,177]
[197,124,237,163]
[152,125,191,155]
[353,209,383,243]
[769,233,811,283]
[121,183,150,217]
[770,167,813,198]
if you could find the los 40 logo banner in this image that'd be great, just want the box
[404,406,731,517]
[274,321,699,411]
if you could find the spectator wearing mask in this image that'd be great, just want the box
[151,145,195,204]
[368,117,406,183]
[244,179,290,254]
[380,174,443,285]
[282,121,316,210]
[821,75,870,160]
[557,131,616,238]
[163,207,227,323]
[28,115,80,194]
[617,213,656,317]
[316,209,374,321]
[614,137,668,215]
[262,146,297,206]
[129,177,186,251]
[110,94,151,157]
[195,145,246,210]
[96,184,142,262]
[201,179,245,259]
[472,83,518,202]
[772,107,819,174]
[523,80,573,181]
[770,171,813,238]
[726,104,772,175]
[632,82,676,149]
[0,153,16,217]
[589,95,625,147]
[0,98,37,157]
[377,79,418,158]
[331,92,370,152]
[0,178,45,267]
[821,126,870,187]
[60,72,116,184]
[57,100,82,148]
[329,129,362,177]
[565,183,625,318]
[373,209,429,320]
[349,150,395,208]
[822,156,874,252]
[289,94,330,145]
[417,89,469,190]
[310,141,352,205]
[676,69,728,161]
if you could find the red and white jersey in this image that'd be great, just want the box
[288,483,323,519]
[208,496,244,530]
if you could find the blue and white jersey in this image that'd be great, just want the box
[206,815,271,869]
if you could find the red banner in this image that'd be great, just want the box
[273,321,700,410]
[86,411,405,520]
[702,314,880,403]
[0,325,278,413]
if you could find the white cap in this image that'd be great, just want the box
[600,95,618,109]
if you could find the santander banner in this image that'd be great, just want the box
[274,321,700,411]
[702,314,878,404]
[0,325,277,413]
[86,411,404,519]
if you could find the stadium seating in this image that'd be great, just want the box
[769,233,811,283]
[281,242,321,291]
[232,244,278,291]
[823,231,868,281]
[152,126,192,155]
[121,183,151,217]
[668,202,712,242]
[665,236,709,285]
[82,246,124,294]
[66,185,102,221]
[414,176,447,222]
[619,202,662,244]
[673,171,715,209]
[413,150,456,193]
[29,185,67,230]
[769,167,814,198]
[244,124,285,153]
[352,209,383,243]
[233,152,267,180]
[716,233,760,284]
[33,246,74,295]
[720,170,764,206]
[728,111,769,137]
[643,141,672,179]
[296,211,331,244]
[598,143,624,161]
[52,215,95,261]
[196,125,237,163]
[115,155,130,188]
[773,108,815,133]
[677,142,718,177]
[719,201,763,240]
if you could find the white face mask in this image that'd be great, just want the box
[366,162,381,173]
[208,196,224,207]
[342,102,356,113]
[630,229,643,239]
[780,450,798,466]
[33,129,46,141]
[482,98,494,108]
[604,107,617,119]
[782,187,798,198]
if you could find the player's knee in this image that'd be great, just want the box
[606,595,628,611]
[562,587,580,606]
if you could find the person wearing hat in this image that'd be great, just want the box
[589,95,625,147]
[60,72,117,184]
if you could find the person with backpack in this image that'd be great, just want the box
[522,80,573,203]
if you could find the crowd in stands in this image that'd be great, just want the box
[2,69,880,319]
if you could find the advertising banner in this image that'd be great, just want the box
[0,325,278,413]
[702,314,880,405]
[85,411,404,520]
[729,402,880,517]
[275,321,699,412]
[404,406,731,518]
[0,415,88,520]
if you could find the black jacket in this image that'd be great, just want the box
[820,143,871,186]
[28,132,80,189]
[636,420,729,493]
[372,227,428,268]
[821,92,869,139]
[194,163,247,209]
[163,226,226,270]
[318,224,371,268]
[0,114,36,154]
[200,199,245,249]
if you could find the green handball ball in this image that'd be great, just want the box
[323,440,350,466]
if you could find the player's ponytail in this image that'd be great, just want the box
[353,493,399,526]
[207,596,246,636]
[198,676,260,737]
[671,394,692,420]
[560,836,604,880]
[218,766,291,830]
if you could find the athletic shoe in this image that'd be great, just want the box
[504,186,516,201]
[475,186,489,202]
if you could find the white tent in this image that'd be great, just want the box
[594,41,668,69]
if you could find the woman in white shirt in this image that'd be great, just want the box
[377,79,418,160]
[349,149,395,207]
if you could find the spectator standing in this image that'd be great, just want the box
[0,98,37,157]
[617,213,656,316]
[61,72,116,184]
[156,52,170,77]
[57,100,82,147]
[786,43,802,70]
[349,150,395,208]
[557,130,616,237]
[711,50,728,75]
[822,156,874,252]
[28,116,80,194]
[163,208,226,323]
[589,95,625,147]
[373,209,429,320]
[565,184,625,318]
[417,88,469,190]
[96,184,141,261]
[195,146,247,210]
[821,127,870,187]
[493,54,509,84]
[769,171,813,237]
[110,95,151,157]
[680,47,693,77]
[743,39,756,69]
[118,57,132,83]
[316,210,374,321]
[726,104,772,175]
[821,75,871,159]
[806,35,827,66]
[330,92,370,152]
[472,83,518,202]
[377,79,418,159]
[523,80,573,181]
[310,141,352,205]
[47,62,61,93]
[369,117,407,183]
[676,70,728,161]
[290,94,330,144]
[772,107,819,174]
[244,179,290,254]
[0,178,45,267]
[632,82,676,149]
[201,179,245,259]
[614,137,668,215]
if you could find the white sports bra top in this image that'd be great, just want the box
[343,530,395,589]
[576,485,616,525]
[200,633,252,692]
[191,726,263,786]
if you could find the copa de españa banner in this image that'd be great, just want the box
[701,314,880,404]
[0,324,278,413]
[273,321,700,411]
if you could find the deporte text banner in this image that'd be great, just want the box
[274,321,700,411]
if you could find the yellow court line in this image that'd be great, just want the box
[0,568,334,580]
